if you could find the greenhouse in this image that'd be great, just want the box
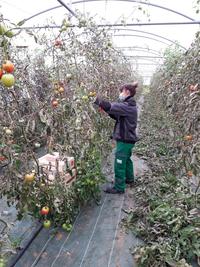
[0,0,200,266]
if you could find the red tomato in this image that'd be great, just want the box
[52,100,58,108]
[54,40,62,47]
[2,60,14,73]
[189,84,198,92]
[0,156,6,161]
[0,69,3,79]
[40,206,50,215]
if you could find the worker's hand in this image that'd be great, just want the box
[98,107,105,113]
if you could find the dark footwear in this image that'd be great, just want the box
[104,187,124,194]
[125,180,135,185]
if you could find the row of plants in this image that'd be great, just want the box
[0,14,140,264]
[125,33,200,266]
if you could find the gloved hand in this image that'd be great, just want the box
[94,97,111,112]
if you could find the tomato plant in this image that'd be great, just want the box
[0,15,139,234]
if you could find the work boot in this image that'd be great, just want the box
[104,187,124,194]
[125,179,135,186]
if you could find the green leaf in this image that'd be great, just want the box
[180,226,197,238]
[193,243,200,256]
[12,144,22,153]
[17,20,26,26]
[15,159,21,171]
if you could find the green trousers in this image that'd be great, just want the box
[114,141,135,191]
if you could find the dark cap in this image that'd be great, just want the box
[120,82,138,96]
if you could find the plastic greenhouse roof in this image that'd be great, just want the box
[1,0,199,83]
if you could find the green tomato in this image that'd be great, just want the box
[1,74,15,87]
[66,224,72,231]
[62,223,72,232]
[0,259,5,267]
[82,95,88,101]
[34,142,41,148]
[43,220,51,229]
[62,223,68,231]
[107,42,112,48]
[66,73,72,79]
[5,128,12,135]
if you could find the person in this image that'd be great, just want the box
[94,82,138,194]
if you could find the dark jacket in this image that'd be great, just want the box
[96,96,138,144]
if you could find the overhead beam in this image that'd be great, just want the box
[114,34,172,47]
[14,0,200,26]
[125,55,164,58]
[19,0,196,25]
[57,0,78,18]
[115,47,162,56]
[126,57,161,63]
[72,0,196,21]
[109,28,183,48]
[97,21,200,26]
[11,20,200,31]
[131,63,159,65]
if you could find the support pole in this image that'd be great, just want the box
[57,0,78,18]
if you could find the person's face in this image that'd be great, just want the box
[119,88,130,98]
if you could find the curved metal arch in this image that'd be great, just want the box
[114,45,162,54]
[125,55,163,58]
[72,0,195,21]
[131,62,160,65]
[118,49,162,57]
[109,28,186,50]
[125,56,160,63]
[113,34,171,47]
[127,55,162,60]
[116,46,162,56]
[122,52,162,60]
[114,46,163,56]
[19,0,195,25]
